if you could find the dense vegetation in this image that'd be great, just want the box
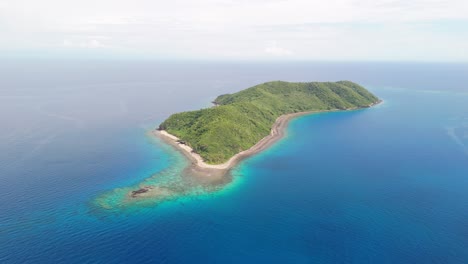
[159,81,379,164]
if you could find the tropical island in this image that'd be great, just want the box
[126,81,380,198]
[148,80,380,186]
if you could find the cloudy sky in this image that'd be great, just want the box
[1,0,467,61]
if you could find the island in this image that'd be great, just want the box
[144,81,380,190]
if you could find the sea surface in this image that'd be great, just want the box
[1,60,468,263]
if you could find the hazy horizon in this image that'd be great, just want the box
[2,0,467,62]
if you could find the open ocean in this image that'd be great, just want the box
[1,60,468,263]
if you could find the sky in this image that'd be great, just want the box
[1,0,468,61]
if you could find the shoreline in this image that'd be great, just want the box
[153,100,382,178]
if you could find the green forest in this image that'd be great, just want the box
[159,81,379,164]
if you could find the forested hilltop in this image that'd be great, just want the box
[159,81,379,164]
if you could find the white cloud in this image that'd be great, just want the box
[62,39,73,47]
[264,42,293,56]
[86,39,104,48]
[0,0,467,61]
[62,37,107,49]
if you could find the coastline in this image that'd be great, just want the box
[153,100,382,179]
[154,110,305,177]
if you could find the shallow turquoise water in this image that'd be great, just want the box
[1,61,468,263]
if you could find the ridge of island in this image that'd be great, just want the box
[152,80,380,182]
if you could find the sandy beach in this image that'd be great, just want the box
[154,111,306,177]
[153,100,382,179]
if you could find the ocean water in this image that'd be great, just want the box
[1,60,468,263]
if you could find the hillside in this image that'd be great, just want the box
[158,81,379,164]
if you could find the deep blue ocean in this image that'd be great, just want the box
[1,60,468,263]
